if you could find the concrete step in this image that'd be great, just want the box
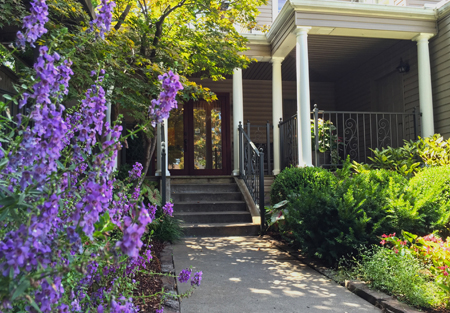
[181,223,260,237]
[171,176,235,185]
[174,211,252,224]
[172,192,243,202]
[173,201,248,212]
[172,183,239,193]
[174,201,247,213]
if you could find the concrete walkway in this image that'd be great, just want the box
[173,237,381,313]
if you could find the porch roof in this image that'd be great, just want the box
[243,0,438,60]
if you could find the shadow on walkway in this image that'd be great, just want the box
[173,236,381,313]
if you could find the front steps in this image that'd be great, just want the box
[171,176,260,237]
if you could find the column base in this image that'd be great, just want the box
[272,169,281,175]
[232,169,240,176]
[155,170,171,177]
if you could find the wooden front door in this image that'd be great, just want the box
[167,94,231,175]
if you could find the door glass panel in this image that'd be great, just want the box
[168,104,184,169]
[193,100,222,170]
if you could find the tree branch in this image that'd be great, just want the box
[149,0,188,60]
[114,4,132,31]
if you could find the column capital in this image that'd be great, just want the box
[294,26,312,37]
[412,33,434,43]
[270,57,284,64]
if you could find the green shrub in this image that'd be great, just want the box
[388,166,450,236]
[147,215,184,243]
[278,168,407,264]
[418,134,450,166]
[350,246,445,309]
[270,166,337,204]
[336,169,407,238]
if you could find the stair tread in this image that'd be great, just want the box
[174,211,250,216]
[173,200,245,204]
[172,191,241,194]
[181,222,258,227]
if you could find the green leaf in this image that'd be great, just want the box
[28,298,43,313]
[11,279,30,301]
[2,94,12,100]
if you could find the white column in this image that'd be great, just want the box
[232,68,244,176]
[414,33,435,137]
[155,119,170,176]
[295,27,312,167]
[271,57,284,175]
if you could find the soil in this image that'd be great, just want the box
[133,240,165,313]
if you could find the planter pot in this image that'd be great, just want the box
[312,151,331,167]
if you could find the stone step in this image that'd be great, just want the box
[181,223,260,237]
[171,176,235,185]
[174,211,252,224]
[171,192,243,202]
[173,201,247,213]
[171,183,239,193]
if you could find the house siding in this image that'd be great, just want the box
[404,0,441,7]
[335,40,418,113]
[430,14,450,137]
[256,0,272,26]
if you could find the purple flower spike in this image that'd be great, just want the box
[156,307,164,313]
[178,268,191,283]
[16,0,49,48]
[191,271,203,286]
[163,202,173,216]
[90,0,116,39]
[128,162,143,180]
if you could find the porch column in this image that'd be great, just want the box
[271,57,284,175]
[295,27,312,167]
[414,33,435,137]
[155,119,170,176]
[232,68,244,176]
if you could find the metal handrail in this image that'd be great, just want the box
[161,122,166,205]
[238,121,265,234]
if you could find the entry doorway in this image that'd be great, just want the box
[167,94,231,175]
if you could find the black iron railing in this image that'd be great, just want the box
[238,122,265,233]
[278,105,420,168]
[244,120,273,175]
[278,115,298,169]
[161,122,167,204]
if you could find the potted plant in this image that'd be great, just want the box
[311,118,340,165]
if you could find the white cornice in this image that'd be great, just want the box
[289,0,436,20]
[242,33,270,45]
[437,0,450,19]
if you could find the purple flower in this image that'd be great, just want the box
[148,71,183,126]
[128,162,143,180]
[163,202,173,216]
[156,307,164,313]
[90,0,116,39]
[178,268,191,283]
[16,0,49,48]
[191,271,202,286]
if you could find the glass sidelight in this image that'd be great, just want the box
[193,100,222,170]
[168,95,229,175]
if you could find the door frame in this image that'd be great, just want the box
[170,93,231,176]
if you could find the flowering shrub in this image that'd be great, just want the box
[0,1,200,312]
[382,231,450,307]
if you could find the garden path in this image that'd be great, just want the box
[173,236,381,313]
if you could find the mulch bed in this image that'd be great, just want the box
[133,240,166,313]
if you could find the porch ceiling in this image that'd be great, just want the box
[242,34,400,82]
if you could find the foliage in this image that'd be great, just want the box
[382,231,450,307]
[0,2,201,311]
[348,245,445,308]
[264,200,289,229]
[387,166,450,236]
[417,134,450,166]
[311,118,339,153]
[352,134,450,176]
[270,166,337,205]
[0,0,26,28]
[147,215,184,244]
[352,140,421,177]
